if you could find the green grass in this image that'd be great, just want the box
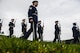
[0,35,80,53]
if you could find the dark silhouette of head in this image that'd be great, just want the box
[73,23,76,26]
[32,1,38,7]
[38,20,41,24]
[55,20,59,24]
[11,19,14,22]
[22,19,26,22]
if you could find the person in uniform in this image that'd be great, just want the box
[0,19,2,33]
[72,23,79,43]
[8,19,15,37]
[37,21,44,41]
[53,21,61,43]
[24,1,38,40]
[21,19,27,36]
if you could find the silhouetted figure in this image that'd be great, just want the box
[72,23,79,43]
[53,21,61,43]
[38,21,44,41]
[21,19,27,36]
[9,19,15,37]
[24,1,38,40]
[0,19,3,33]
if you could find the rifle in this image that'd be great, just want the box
[58,23,61,43]
[41,20,44,41]
[13,19,16,27]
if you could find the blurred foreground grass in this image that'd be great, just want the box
[0,35,80,53]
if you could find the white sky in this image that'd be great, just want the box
[0,0,80,41]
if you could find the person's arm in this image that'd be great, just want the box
[28,6,33,23]
[9,22,15,27]
[13,23,15,27]
[55,25,57,30]
[9,22,11,27]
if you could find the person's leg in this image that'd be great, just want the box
[37,33,41,41]
[58,34,61,43]
[33,23,37,40]
[12,30,14,35]
[9,30,11,37]
[0,27,1,33]
[53,33,57,42]
[75,37,78,43]
[41,33,43,41]
[53,37,56,42]
[38,33,40,39]
[9,30,12,38]
[24,23,33,39]
[76,37,79,43]
[23,29,26,36]
[74,37,76,43]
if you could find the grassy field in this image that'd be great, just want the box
[0,35,80,53]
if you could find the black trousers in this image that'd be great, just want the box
[38,33,43,41]
[9,29,13,37]
[24,22,37,40]
[53,32,61,42]
[0,26,1,33]
[74,36,79,43]
[22,29,26,36]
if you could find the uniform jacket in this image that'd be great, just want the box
[72,26,79,37]
[9,22,15,30]
[28,5,38,23]
[55,24,61,34]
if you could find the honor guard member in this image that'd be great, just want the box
[8,19,15,38]
[38,21,44,41]
[72,23,79,43]
[53,21,61,43]
[0,19,3,33]
[21,19,27,36]
[24,1,38,40]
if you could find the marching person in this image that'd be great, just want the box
[21,19,27,36]
[8,19,15,38]
[0,19,3,33]
[37,21,44,41]
[53,21,61,43]
[24,1,38,40]
[72,23,79,43]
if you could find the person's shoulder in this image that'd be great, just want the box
[30,5,33,7]
[22,22,24,25]
[29,5,33,9]
[9,22,12,23]
[9,22,12,25]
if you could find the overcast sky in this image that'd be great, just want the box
[0,0,80,41]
